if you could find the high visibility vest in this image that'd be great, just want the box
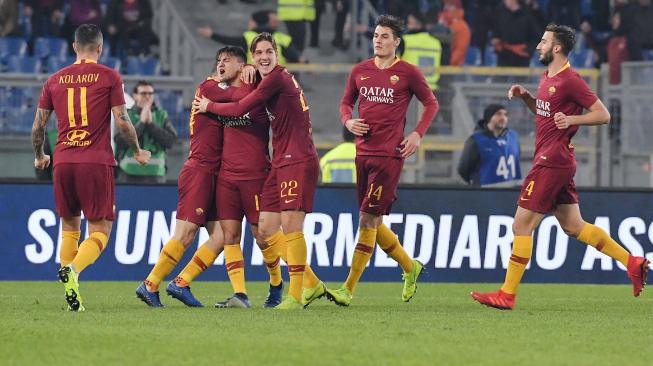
[244,31,292,65]
[401,32,442,90]
[278,0,315,21]
[320,142,356,183]
[119,108,169,177]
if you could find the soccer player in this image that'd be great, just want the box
[471,24,649,310]
[193,32,325,310]
[135,52,228,308]
[324,15,439,307]
[32,24,151,311]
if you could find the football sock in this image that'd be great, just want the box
[500,235,533,295]
[261,244,282,286]
[60,230,80,267]
[303,264,320,289]
[376,223,413,272]
[577,223,629,266]
[224,243,246,294]
[71,231,108,273]
[344,227,377,294]
[285,231,307,301]
[145,239,185,291]
[178,243,220,284]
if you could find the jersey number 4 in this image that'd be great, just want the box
[66,87,89,128]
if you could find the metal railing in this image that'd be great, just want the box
[152,0,202,78]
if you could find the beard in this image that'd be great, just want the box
[539,49,554,65]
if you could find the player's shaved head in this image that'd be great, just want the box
[74,24,103,52]
[545,23,575,56]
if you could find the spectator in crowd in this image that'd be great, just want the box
[106,0,157,57]
[320,126,356,183]
[524,0,547,30]
[278,0,315,53]
[115,81,177,184]
[0,0,20,37]
[61,0,103,42]
[605,0,633,84]
[197,10,301,64]
[24,0,64,38]
[491,0,541,67]
[309,0,325,47]
[548,0,581,29]
[471,0,501,63]
[331,0,349,50]
[401,12,442,90]
[458,104,521,187]
[438,0,470,66]
[622,0,653,61]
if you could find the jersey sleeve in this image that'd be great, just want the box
[206,71,281,117]
[37,78,53,110]
[110,70,126,107]
[339,66,359,123]
[409,65,439,137]
[568,72,598,110]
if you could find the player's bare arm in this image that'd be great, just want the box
[554,99,610,129]
[112,105,151,165]
[31,108,53,169]
[508,84,536,114]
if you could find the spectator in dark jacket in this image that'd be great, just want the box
[24,0,65,38]
[106,0,157,57]
[491,0,541,67]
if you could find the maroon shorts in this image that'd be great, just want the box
[356,156,403,216]
[517,164,579,213]
[259,158,319,213]
[53,163,115,221]
[176,165,219,225]
[217,177,266,224]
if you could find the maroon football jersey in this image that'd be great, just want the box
[206,66,318,168]
[339,58,439,158]
[533,63,597,168]
[219,82,271,180]
[185,78,228,175]
[38,59,125,166]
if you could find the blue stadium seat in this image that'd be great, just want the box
[643,50,653,61]
[7,56,42,73]
[0,37,28,62]
[483,45,497,66]
[530,52,541,67]
[46,56,75,73]
[570,48,594,68]
[127,56,161,75]
[5,106,35,133]
[175,109,190,138]
[99,41,111,62]
[464,47,481,66]
[101,57,121,71]
[158,91,183,115]
[34,37,68,59]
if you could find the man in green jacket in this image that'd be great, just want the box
[115,80,177,183]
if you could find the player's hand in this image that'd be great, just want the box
[134,149,151,165]
[554,112,573,129]
[240,65,257,84]
[400,131,421,158]
[34,155,51,170]
[197,26,213,38]
[344,118,369,136]
[508,84,530,100]
[192,95,210,113]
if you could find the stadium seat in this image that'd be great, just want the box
[34,37,68,59]
[0,37,28,62]
[569,48,594,68]
[643,50,653,61]
[483,45,497,66]
[6,56,42,73]
[102,57,121,71]
[46,56,75,73]
[5,106,35,133]
[127,56,161,75]
[464,47,481,66]
[158,91,183,115]
[175,109,190,138]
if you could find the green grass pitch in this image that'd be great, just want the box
[1,281,651,365]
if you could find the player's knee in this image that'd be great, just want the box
[174,227,199,248]
[222,230,241,244]
[511,222,533,236]
[560,221,584,238]
[258,225,278,241]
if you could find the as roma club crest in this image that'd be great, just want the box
[548,86,556,95]
[390,75,399,85]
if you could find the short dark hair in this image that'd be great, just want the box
[133,80,153,94]
[251,10,269,26]
[216,46,247,63]
[375,14,404,38]
[342,125,355,142]
[545,23,575,56]
[250,32,277,54]
[74,24,103,51]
